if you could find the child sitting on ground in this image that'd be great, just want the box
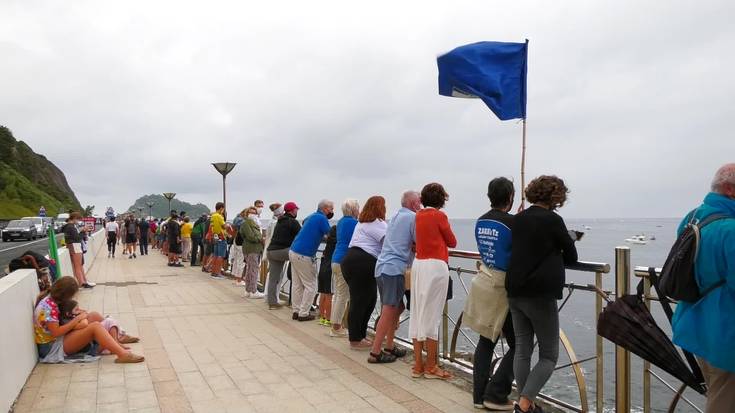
[58,300,140,353]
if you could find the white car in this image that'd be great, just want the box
[21,216,47,237]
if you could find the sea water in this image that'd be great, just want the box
[443,217,705,413]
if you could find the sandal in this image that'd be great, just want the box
[411,367,424,378]
[368,351,397,364]
[119,335,140,344]
[384,346,407,358]
[114,352,145,364]
[424,365,452,380]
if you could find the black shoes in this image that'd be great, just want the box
[297,314,315,322]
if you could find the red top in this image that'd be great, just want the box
[415,208,457,262]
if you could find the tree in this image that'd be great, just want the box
[83,205,95,217]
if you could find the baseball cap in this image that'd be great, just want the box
[284,202,299,212]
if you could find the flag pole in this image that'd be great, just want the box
[520,117,527,206]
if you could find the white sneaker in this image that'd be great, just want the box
[236,280,247,287]
[243,292,252,299]
[86,281,96,287]
[250,292,265,299]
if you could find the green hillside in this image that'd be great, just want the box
[0,126,82,218]
[126,194,210,219]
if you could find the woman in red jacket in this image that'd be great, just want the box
[408,183,457,380]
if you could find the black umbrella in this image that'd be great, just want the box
[597,269,706,394]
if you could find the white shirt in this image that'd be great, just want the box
[349,219,388,258]
[105,222,119,232]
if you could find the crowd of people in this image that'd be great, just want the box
[33,163,735,412]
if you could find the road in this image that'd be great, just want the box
[0,234,63,275]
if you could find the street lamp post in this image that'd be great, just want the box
[212,162,236,219]
[137,206,143,219]
[162,193,176,215]
[146,201,155,219]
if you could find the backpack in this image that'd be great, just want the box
[659,210,730,302]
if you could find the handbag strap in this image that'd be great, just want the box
[642,267,706,386]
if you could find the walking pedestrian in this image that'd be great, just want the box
[409,183,456,380]
[241,207,265,298]
[467,177,516,410]
[506,175,578,413]
[105,217,119,258]
[317,225,337,326]
[672,163,735,412]
[369,190,421,363]
[124,217,139,258]
[289,200,334,321]
[138,217,150,255]
[265,202,300,309]
[341,196,387,350]
[329,199,360,337]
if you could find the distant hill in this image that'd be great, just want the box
[0,126,82,218]
[126,194,210,219]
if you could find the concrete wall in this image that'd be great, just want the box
[0,229,105,413]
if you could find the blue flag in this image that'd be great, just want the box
[437,40,528,120]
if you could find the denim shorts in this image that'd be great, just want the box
[213,239,228,257]
[376,273,406,307]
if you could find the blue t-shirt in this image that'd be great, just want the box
[332,216,358,264]
[475,209,513,271]
[375,208,416,277]
[290,211,331,257]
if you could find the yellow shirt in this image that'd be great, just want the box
[210,212,225,236]
[180,222,193,238]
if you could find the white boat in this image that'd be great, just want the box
[625,235,648,245]
[584,225,592,230]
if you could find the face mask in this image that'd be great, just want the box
[256,207,263,215]
[326,212,334,220]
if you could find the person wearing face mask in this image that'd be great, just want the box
[253,199,265,230]
[240,206,265,298]
[63,212,95,288]
[265,202,301,309]
[289,199,335,321]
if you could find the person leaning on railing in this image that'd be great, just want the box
[672,163,735,411]
[408,182,457,380]
[466,177,516,411]
[265,202,301,310]
[328,199,360,337]
[340,196,387,350]
[505,175,579,413]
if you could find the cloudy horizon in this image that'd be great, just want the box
[2,1,733,219]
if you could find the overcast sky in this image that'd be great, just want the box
[1,1,733,219]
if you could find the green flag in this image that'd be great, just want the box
[47,227,60,279]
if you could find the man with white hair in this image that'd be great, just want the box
[672,163,735,411]
[289,199,335,321]
[368,190,421,363]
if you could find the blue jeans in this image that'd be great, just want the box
[214,239,227,257]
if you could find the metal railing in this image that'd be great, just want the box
[258,247,704,413]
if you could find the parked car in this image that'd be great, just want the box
[21,216,47,238]
[1,220,38,241]
[55,213,70,233]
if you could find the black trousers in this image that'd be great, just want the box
[190,236,202,265]
[473,314,515,404]
[139,234,149,255]
[340,247,377,342]
[107,233,116,255]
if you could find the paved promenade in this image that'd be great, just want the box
[13,252,476,413]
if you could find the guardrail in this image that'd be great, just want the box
[260,246,704,413]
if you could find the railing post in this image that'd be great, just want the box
[442,301,449,359]
[615,247,631,413]
[595,271,604,413]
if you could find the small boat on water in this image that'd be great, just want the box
[649,235,656,241]
[625,235,648,245]
[584,225,592,230]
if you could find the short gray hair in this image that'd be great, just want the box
[341,198,360,218]
[318,199,334,211]
[711,163,735,193]
[400,190,420,208]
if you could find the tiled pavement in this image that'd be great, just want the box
[13,251,478,413]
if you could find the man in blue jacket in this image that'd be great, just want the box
[289,199,334,321]
[672,163,735,410]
